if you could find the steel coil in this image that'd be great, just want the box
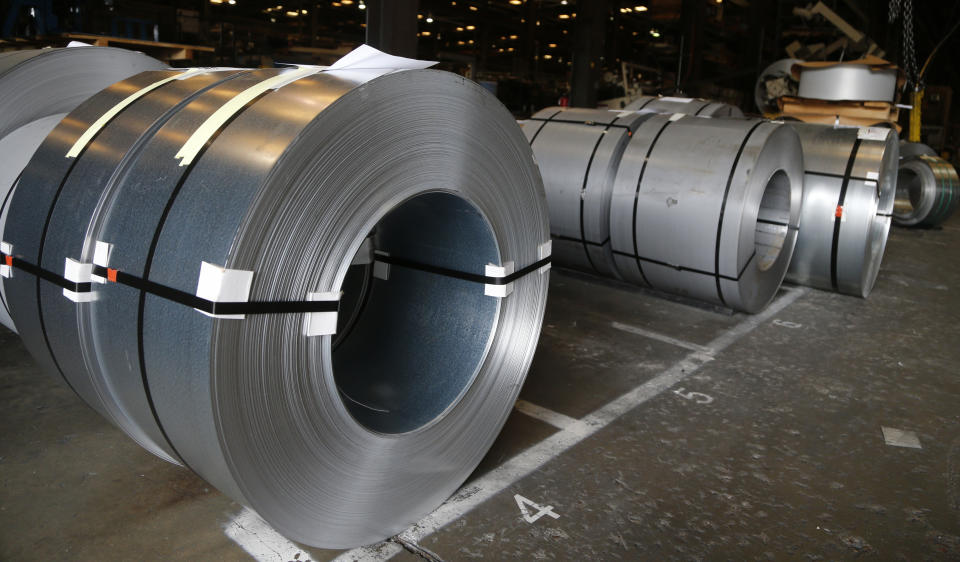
[796,63,898,102]
[754,58,801,114]
[0,46,163,333]
[786,124,899,297]
[894,149,960,228]
[3,54,550,548]
[521,107,655,278]
[609,115,803,312]
[624,95,745,118]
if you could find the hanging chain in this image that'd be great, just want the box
[889,0,918,86]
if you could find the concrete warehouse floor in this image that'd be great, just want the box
[1,218,959,561]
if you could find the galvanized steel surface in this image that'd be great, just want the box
[0,47,163,333]
[3,66,549,548]
[786,124,899,297]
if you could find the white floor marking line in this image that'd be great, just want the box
[333,288,809,562]
[225,507,309,562]
[514,399,578,429]
[610,321,715,354]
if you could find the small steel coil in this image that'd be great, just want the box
[894,145,960,227]
[786,124,899,297]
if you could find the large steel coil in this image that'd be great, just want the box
[0,46,163,333]
[623,95,745,118]
[609,114,803,313]
[2,51,550,548]
[894,147,960,227]
[521,107,655,278]
[786,124,898,297]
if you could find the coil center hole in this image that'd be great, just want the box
[332,192,500,435]
[755,170,792,272]
[894,167,922,216]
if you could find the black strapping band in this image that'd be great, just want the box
[526,109,563,146]
[630,119,675,286]
[830,138,863,290]
[714,120,765,306]
[552,233,609,247]
[1,251,550,313]
[374,253,551,286]
[525,116,635,135]
[611,249,757,282]
[805,170,875,183]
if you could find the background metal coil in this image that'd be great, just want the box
[623,95,745,118]
[522,106,654,278]
[894,147,960,227]
[796,63,898,102]
[786,124,899,297]
[754,58,801,114]
[610,114,803,312]
[0,46,163,333]
[4,66,549,548]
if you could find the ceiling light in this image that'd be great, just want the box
[426,16,433,22]
[301,8,307,13]
[466,25,475,30]
[543,54,552,59]
[510,0,522,4]
[548,43,556,48]
[286,10,298,16]
[558,13,569,19]
[635,5,648,10]
[469,5,478,11]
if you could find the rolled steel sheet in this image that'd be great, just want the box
[894,148,960,227]
[4,57,550,547]
[522,106,655,278]
[796,63,898,102]
[0,46,163,333]
[610,115,803,312]
[786,124,899,297]
[624,95,745,118]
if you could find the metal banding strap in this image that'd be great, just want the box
[713,120,766,307]
[552,233,609,247]
[692,101,712,116]
[630,118,675,286]
[830,138,863,290]
[525,109,563,146]
[0,170,23,318]
[373,252,551,286]
[612,247,757,282]
[525,116,636,135]
[805,170,875,183]
[576,115,623,273]
[635,97,657,111]
[0,252,549,308]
